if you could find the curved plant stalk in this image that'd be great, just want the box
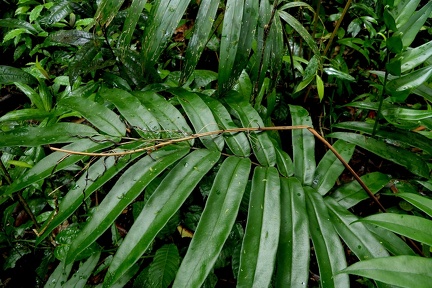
[323,0,352,57]
[50,125,385,211]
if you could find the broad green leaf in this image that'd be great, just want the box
[60,97,126,137]
[65,145,189,262]
[3,28,29,42]
[323,67,356,81]
[103,149,220,287]
[325,198,389,261]
[94,0,125,27]
[278,10,320,57]
[147,244,179,288]
[358,213,432,246]
[100,88,160,138]
[218,0,244,93]
[331,172,391,209]
[386,34,403,54]
[47,30,95,46]
[201,95,250,157]
[290,105,315,185]
[44,1,72,25]
[0,19,39,34]
[0,123,102,148]
[181,0,220,82]
[328,132,429,178]
[0,109,53,122]
[0,65,37,85]
[63,252,101,287]
[393,0,421,28]
[276,177,309,287]
[174,157,251,287]
[386,66,432,101]
[225,94,276,166]
[339,256,432,288]
[394,193,432,217]
[305,187,349,288]
[366,223,416,256]
[172,88,224,151]
[237,167,280,287]
[333,121,432,155]
[381,107,432,122]
[4,138,114,197]
[69,40,101,85]
[116,0,148,58]
[316,74,324,101]
[141,0,191,71]
[401,40,432,72]
[312,140,355,195]
[273,143,294,177]
[14,82,45,110]
[132,91,194,145]
[44,262,73,288]
[398,2,432,47]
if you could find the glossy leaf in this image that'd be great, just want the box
[0,65,37,85]
[394,193,432,217]
[278,10,320,57]
[273,143,294,177]
[401,40,432,73]
[392,0,421,28]
[172,88,224,151]
[66,145,189,263]
[0,109,53,122]
[225,94,276,166]
[63,252,101,287]
[174,157,251,287]
[316,74,324,101]
[305,187,349,288]
[333,121,432,155]
[290,105,315,185]
[381,107,432,122]
[69,40,101,85]
[312,140,355,195]
[44,262,73,288]
[103,149,220,287]
[276,177,309,287]
[386,66,432,100]
[237,167,280,287]
[100,88,160,138]
[132,91,194,145]
[358,213,432,246]
[331,172,391,209]
[218,0,244,93]
[201,95,250,157]
[94,0,125,27]
[141,0,191,71]
[398,2,432,47]
[339,256,432,288]
[323,67,356,81]
[325,198,389,261]
[181,0,220,83]
[365,224,416,256]
[0,123,102,148]
[60,97,126,137]
[4,138,114,197]
[328,132,429,178]
[14,82,45,111]
[47,30,95,46]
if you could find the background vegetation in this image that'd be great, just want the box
[0,0,432,287]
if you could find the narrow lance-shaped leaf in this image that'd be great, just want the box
[100,88,160,138]
[174,156,251,287]
[171,88,224,151]
[181,0,220,83]
[60,97,126,137]
[14,82,45,110]
[4,138,114,198]
[0,65,37,85]
[312,140,355,195]
[63,251,101,287]
[65,144,190,263]
[338,256,432,288]
[276,177,310,287]
[238,167,281,287]
[357,213,432,246]
[328,132,430,178]
[218,0,244,93]
[305,187,349,288]
[393,192,432,217]
[290,105,315,185]
[225,93,276,166]
[201,94,251,157]
[398,1,432,47]
[94,0,125,27]
[103,149,220,287]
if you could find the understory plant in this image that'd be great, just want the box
[0,0,431,287]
